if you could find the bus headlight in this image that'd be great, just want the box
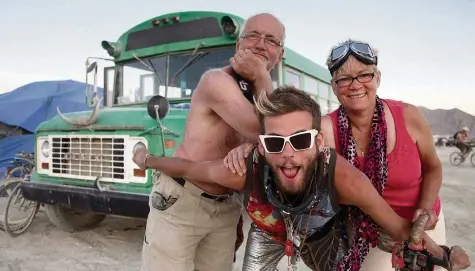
[41,140,50,158]
[133,142,146,153]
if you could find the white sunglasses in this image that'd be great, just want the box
[259,129,319,154]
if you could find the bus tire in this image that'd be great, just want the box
[44,204,105,232]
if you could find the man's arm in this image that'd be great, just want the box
[145,155,246,191]
[334,154,411,241]
[334,154,447,258]
[253,71,274,96]
[404,103,442,211]
[195,69,269,143]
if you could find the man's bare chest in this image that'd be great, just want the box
[184,113,244,158]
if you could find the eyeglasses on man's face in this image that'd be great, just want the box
[239,32,283,48]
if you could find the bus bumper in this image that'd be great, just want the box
[21,181,150,218]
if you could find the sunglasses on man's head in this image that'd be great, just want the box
[259,129,319,154]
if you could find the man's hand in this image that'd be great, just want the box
[133,148,151,170]
[223,143,255,176]
[230,49,268,82]
[413,208,439,231]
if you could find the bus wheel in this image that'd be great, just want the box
[44,204,105,232]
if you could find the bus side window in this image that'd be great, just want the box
[284,67,301,88]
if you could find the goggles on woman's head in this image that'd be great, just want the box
[327,41,378,74]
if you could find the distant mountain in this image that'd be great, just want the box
[418,106,475,136]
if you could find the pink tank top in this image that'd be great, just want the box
[328,99,441,221]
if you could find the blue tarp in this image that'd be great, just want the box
[170,103,191,109]
[0,79,104,133]
[0,134,35,172]
[0,80,104,175]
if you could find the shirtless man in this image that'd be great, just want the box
[134,13,286,271]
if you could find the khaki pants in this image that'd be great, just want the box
[141,172,242,271]
[360,210,447,271]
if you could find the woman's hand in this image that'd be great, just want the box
[223,143,255,176]
[413,208,439,231]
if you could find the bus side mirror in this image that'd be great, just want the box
[147,95,170,120]
[85,61,99,107]
[86,62,98,73]
[147,95,173,156]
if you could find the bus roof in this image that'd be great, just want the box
[105,10,331,84]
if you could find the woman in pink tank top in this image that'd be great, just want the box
[322,39,446,271]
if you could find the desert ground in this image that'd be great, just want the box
[0,147,473,271]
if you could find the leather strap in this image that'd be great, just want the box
[243,154,255,208]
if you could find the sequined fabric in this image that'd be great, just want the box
[242,219,349,271]
[242,223,285,271]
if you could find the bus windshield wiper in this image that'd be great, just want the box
[170,42,208,85]
[132,53,163,85]
[171,52,208,84]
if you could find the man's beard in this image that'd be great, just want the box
[271,154,318,205]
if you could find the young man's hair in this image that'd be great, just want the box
[255,85,322,133]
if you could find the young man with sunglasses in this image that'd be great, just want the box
[133,13,287,271]
[134,86,467,271]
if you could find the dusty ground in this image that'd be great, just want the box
[0,147,473,271]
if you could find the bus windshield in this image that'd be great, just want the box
[114,47,235,105]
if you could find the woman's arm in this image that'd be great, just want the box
[403,103,442,211]
[321,115,337,148]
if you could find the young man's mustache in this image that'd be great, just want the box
[274,157,301,168]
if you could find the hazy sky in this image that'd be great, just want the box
[2,0,474,114]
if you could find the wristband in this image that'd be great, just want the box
[143,153,153,169]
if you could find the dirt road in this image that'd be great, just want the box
[0,147,473,271]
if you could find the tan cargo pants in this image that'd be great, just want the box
[141,172,242,271]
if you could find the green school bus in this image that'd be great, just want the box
[22,10,339,231]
